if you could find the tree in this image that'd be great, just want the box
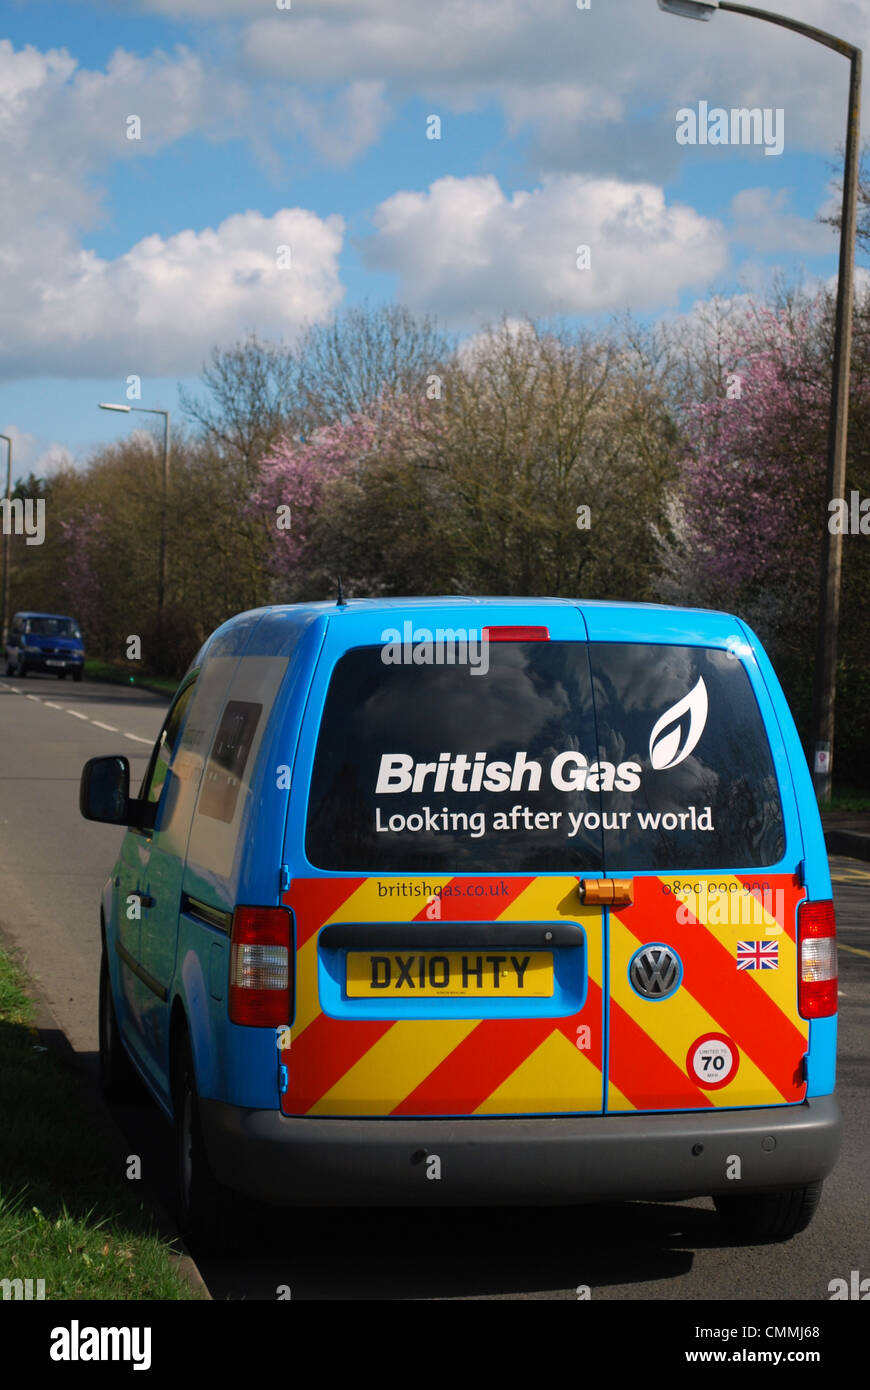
[295,302,452,430]
[180,332,302,480]
[251,393,445,598]
[252,315,683,601]
[661,288,870,775]
[819,143,870,253]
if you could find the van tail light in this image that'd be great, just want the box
[229,906,293,1027]
[797,899,837,1018]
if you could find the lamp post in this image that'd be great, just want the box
[99,404,171,632]
[658,0,862,805]
[0,432,11,650]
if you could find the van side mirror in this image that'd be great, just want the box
[80,756,130,824]
[79,756,151,828]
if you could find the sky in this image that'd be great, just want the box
[1,0,869,479]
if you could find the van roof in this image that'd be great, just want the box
[14,610,78,620]
[230,597,750,651]
[253,597,737,618]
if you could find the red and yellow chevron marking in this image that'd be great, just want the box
[279,872,809,1118]
[607,874,808,1112]
[280,875,604,1117]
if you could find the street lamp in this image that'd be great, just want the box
[0,432,11,650]
[99,403,171,632]
[658,0,862,805]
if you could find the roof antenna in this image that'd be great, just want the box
[336,575,347,607]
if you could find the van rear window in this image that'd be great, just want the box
[590,643,785,870]
[305,642,785,872]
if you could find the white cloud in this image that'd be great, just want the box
[228,0,870,172]
[129,2,870,184]
[0,425,74,479]
[730,188,838,255]
[0,40,344,378]
[0,208,344,378]
[362,173,728,321]
[275,81,390,167]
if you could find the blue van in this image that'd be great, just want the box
[79,598,840,1250]
[6,610,85,680]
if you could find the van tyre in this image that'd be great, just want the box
[99,941,137,1103]
[714,1181,823,1242]
[175,1034,237,1254]
[73,671,83,682]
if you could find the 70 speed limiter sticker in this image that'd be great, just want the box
[687,1033,739,1090]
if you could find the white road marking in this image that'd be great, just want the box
[2,679,154,746]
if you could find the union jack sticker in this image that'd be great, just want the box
[737,939,779,971]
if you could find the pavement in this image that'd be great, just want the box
[822,811,870,862]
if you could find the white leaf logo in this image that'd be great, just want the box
[649,676,708,771]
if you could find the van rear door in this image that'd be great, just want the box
[585,635,809,1115]
[281,612,609,1119]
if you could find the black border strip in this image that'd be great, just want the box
[319,921,584,949]
[115,938,168,1002]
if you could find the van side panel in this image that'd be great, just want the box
[177,611,328,1108]
[737,619,833,900]
[737,619,837,1100]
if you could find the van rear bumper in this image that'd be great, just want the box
[200,1095,841,1206]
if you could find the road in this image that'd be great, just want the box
[1,672,867,1300]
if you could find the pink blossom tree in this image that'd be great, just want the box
[675,299,831,607]
[58,506,105,637]
[250,393,442,592]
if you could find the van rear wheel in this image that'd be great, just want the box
[714,1181,823,1242]
[174,1034,237,1253]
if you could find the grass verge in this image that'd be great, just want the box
[824,795,870,812]
[83,658,177,697]
[0,944,199,1300]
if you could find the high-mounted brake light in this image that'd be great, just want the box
[229,906,293,1027]
[797,899,837,1018]
[483,626,550,642]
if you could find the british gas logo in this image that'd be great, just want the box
[649,677,709,771]
[376,750,642,796]
[376,677,710,796]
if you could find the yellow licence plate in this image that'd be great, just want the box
[346,950,554,999]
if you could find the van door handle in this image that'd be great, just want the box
[578,878,634,907]
[131,890,155,909]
